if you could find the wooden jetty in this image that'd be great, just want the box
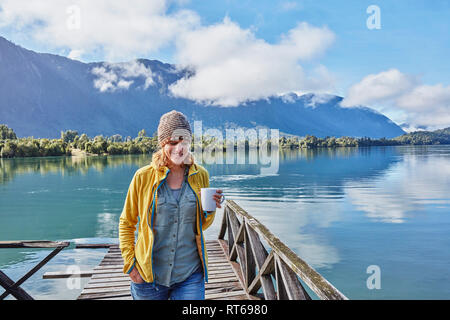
[3,200,348,300]
[45,240,250,300]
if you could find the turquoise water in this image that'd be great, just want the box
[0,146,449,299]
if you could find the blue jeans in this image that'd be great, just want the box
[130,270,205,300]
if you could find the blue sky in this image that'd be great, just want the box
[180,0,450,92]
[0,0,449,130]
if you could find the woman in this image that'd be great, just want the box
[119,110,223,300]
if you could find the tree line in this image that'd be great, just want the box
[1,124,449,158]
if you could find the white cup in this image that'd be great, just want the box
[201,188,226,211]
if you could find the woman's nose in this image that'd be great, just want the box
[174,143,184,151]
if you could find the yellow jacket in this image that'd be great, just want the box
[118,161,216,283]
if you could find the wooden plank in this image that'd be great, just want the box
[44,268,124,279]
[207,261,230,266]
[207,259,228,264]
[208,264,233,270]
[209,294,248,300]
[0,241,69,249]
[75,244,118,248]
[84,280,130,289]
[100,295,133,300]
[245,223,276,299]
[78,291,131,300]
[218,207,228,240]
[208,270,235,276]
[206,287,242,295]
[81,286,131,295]
[207,255,227,259]
[205,290,246,299]
[207,252,225,256]
[94,265,123,270]
[99,262,124,265]
[205,282,240,290]
[91,272,128,278]
[207,277,240,284]
[275,254,288,300]
[244,223,256,290]
[276,254,311,300]
[209,273,238,280]
[225,209,234,257]
[43,271,93,279]
[89,275,129,283]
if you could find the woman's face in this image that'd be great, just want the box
[164,137,191,167]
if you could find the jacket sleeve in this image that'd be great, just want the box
[119,171,140,274]
[201,168,216,230]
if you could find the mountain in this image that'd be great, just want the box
[0,36,405,139]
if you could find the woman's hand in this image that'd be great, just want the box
[212,189,224,209]
[129,267,145,284]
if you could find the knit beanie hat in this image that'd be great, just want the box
[157,110,192,147]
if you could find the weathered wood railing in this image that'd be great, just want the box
[0,241,70,300]
[218,200,348,300]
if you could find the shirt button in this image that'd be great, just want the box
[174,220,178,223]
[173,234,176,237]
[169,263,172,266]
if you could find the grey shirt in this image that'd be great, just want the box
[152,166,203,287]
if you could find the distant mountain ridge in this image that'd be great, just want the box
[0,36,406,139]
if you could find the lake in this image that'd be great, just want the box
[1,145,449,299]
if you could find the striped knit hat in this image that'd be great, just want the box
[157,110,192,147]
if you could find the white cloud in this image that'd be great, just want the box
[0,0,200,61]
[67,49,84,61]
[1,1,336,104]
[306,92,336,108]
[92,60,155,92]
[341,69,450,130]
[169,18,336,106]
[341,69,418,108]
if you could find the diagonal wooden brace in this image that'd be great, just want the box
[0,242,69,300]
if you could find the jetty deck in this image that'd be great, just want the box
[71,240,249,300]
[3,200,348,300]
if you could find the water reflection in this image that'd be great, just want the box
[95,212,119,238]
[345,150,450,223]
[0,154,154,185]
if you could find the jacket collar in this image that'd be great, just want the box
[151,161,199,182]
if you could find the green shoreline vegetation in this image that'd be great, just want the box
[1,124,450,158]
